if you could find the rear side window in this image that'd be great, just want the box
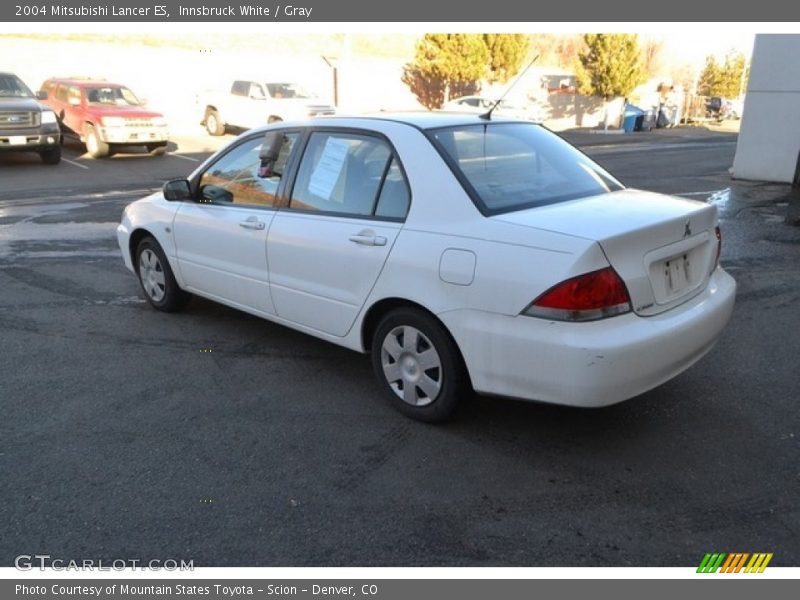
[289,132,410,220]
[430,123,623,215]
[67,86,81,105]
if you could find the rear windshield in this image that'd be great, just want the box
[429,123,624,215]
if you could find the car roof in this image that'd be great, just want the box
[45,78,127,88]
[312,112,521,130]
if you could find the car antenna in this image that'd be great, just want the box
[480,54,540,121]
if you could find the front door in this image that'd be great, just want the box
[173,132,299,315]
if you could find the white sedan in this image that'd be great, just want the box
[117,114,736,422]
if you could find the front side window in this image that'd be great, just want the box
[199,133,299,207]
[54,84,69,102]
[430,123,624,214]
[290,132,409,219]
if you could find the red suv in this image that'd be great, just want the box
[40,78,169,158]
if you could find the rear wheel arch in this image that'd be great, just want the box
[365,300,473,422]
[361,300,467,367]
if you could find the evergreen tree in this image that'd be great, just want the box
[484,34,530,85]
[576,34,645,99]
[402,34,489,109]
[698,51,748,98]
[697,55,721,96]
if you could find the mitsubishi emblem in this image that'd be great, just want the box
[683,221,692,238]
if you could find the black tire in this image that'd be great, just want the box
[147,142,167,156]
[370,307,468,422]
[204,108,225,136]
[85,123,109,158]
[39,146,61,165]
[135,237,191,312]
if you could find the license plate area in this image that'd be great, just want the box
[645,232,714,306]
[664,254,690,295]
[9,136,27,145]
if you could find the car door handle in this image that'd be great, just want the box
[239,217,266,230]
[349,232,387,246]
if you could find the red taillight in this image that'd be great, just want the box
[713,225,722,271]
[523,267,632,322]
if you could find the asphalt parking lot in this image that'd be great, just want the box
[1,127,798,567]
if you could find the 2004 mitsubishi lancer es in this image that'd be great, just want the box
[117,114,736,422]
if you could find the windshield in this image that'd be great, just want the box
[265,83,315,99]
[429,123,624,214]
[85,86,141,106]
[0,74,34,98]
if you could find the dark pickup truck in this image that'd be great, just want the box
[0,72,61,164]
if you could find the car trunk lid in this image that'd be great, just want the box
[493,189,719,316]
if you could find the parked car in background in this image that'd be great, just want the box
[40,78,169,158]
[117,114,736,422]
[706,96,743,121]
[198,79,335,136]
[443,95,544,122]
[0,72,61,164]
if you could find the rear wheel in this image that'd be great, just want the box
[204,109,225,136]
[39,146,61,165]
[135,237,191,312]
[371,308,468,422]
[85,124,109,158]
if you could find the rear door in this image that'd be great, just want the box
[267,129,411,336]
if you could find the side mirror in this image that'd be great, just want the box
[163,179,192,201]
[36,90,48,100]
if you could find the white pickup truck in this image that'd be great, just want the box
[199,80,335,135]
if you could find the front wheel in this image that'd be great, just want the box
[85,124,109,158]
[204,109,225,136]
[135,237,191,312]
[39,146,61,165]
[371,308,468,422]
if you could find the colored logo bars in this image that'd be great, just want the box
[697,553,773,573]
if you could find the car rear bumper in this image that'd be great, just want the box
[439,268,736,407]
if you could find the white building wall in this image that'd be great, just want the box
[733,34,800,183]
